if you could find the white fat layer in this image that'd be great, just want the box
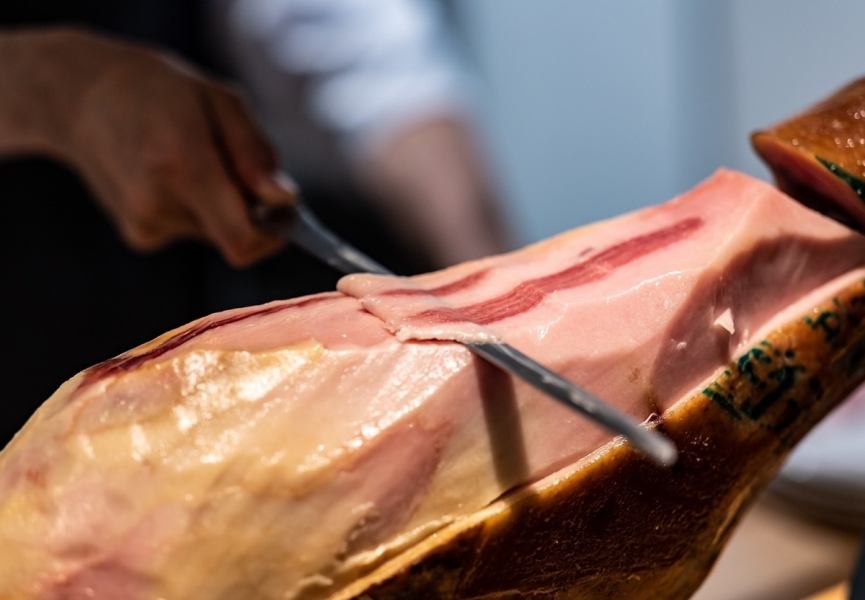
[714,308,736,335]
[393,324,501,345]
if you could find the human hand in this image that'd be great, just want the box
[1,28,295,266]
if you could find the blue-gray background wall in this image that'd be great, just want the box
[454,0,865,244]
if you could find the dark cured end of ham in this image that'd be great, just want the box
[753,75,865,231]
[410,217,702,326]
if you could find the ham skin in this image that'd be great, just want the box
[1,169,865,599]
[752,75,865,231]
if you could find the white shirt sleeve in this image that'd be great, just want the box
[208,0,471,176]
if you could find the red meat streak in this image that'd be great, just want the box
[410,217,703,325]
[80,294,339,386]
[382,269,490,297]
[78,218,700,386]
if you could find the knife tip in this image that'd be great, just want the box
[643,433,678,468]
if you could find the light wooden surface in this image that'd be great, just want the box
[693,493,862,600]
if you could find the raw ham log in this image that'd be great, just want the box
[753,76,865,230]
[2,169,865,599]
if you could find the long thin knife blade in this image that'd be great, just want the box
[468,342,677,466]
[293,203,391,275]
[256,201,677,467]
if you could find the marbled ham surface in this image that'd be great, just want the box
[1,170,864,599]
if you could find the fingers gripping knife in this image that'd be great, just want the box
[254,200,678,467]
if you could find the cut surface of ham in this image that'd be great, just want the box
[1,169,865,599]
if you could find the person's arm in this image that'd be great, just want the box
[358,116,509,267]
[0,27,295,266]
[211,0,511,267]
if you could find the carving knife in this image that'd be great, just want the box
[254,200,678,467]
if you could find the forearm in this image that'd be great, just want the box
[0,30,57,155]
[0,28,95,158]
[358,117,511,267]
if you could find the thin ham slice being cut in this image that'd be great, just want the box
[1,169,865,599]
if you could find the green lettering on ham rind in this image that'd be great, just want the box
[816,156,865,200]
[702,385,741,420]
[705,337,808,429]
[804,309,841,344]
[746,364,805,420]
[737,347,772,385]
[702,282,865,439]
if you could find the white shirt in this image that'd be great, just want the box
[208,0,469,185]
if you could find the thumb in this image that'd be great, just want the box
[202,82,298,207]
[256,170,299,208]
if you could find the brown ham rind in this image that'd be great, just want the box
[336,279,865,599]
[752,76,865,231]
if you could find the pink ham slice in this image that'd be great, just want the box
[1,169,864,599]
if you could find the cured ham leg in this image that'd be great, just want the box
[753,76,865,230]
[1,170,864,599]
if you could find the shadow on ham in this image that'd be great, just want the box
[477,360,529,490]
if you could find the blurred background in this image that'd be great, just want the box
[450,0,865,243]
